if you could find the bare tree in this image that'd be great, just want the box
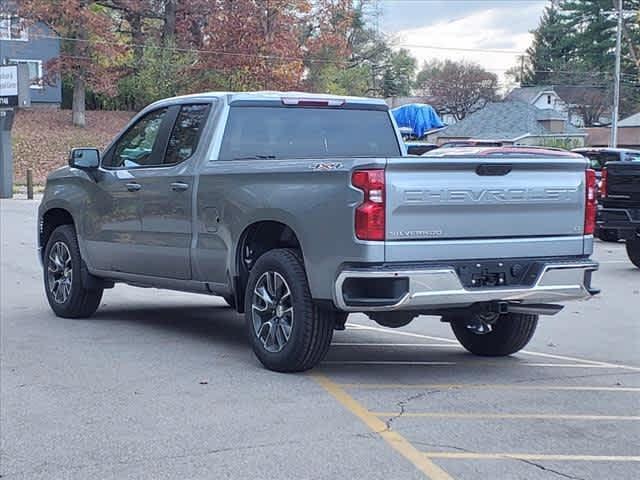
[415,60,498,121]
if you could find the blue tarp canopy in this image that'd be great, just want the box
[391,103,444,138]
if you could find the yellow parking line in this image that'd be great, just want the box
[338,383,640,392]
[423,452,640,462]
[345,323,640,371]
[310,374,454,480]
[372,412,640,421]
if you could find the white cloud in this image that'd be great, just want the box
[387,2,547,85]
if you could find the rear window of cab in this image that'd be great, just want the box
[219,106,401,160]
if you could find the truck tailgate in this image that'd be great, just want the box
[385,156,588,260]
[604,162,640,206]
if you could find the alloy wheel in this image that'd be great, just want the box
[47,241,73,304]
[251,271,294,353]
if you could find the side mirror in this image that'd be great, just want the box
[69,148,100,169]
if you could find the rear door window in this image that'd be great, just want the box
[219,106,401,160]
[164,104,211,165]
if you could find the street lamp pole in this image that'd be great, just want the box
[611,0,623,147]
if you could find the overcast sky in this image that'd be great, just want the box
[380,0,549,84]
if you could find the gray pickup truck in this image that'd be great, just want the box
[38,92,599,372]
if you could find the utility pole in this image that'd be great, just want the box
[611,0,623,147]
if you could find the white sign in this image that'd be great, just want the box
[0,65,18,107]
[0,65,18,96]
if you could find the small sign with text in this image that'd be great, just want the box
[0,65,19,107]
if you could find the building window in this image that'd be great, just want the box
[0,15,28,41]
[547,95,552,105]
[8,59,43,89]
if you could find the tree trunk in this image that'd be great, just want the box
[127,12,144,66]
[72,75,86,128]
[162,0,177,46]
[72,13,88,128]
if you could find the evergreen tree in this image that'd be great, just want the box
[520,0,640,119]
[524,4,574,85]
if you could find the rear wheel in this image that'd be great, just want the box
[626,238,640,268]
[598,228,619,242]
[44,225,103,318]
[244,249,334,372]
[447,311,538,356]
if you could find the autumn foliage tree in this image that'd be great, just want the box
[193,0,310,91]
[20,0,420,117]
[19,0,127,126]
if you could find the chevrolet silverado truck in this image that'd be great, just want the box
[38,92,599,372]
[598,161,640,268]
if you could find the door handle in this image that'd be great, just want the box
[170,182,190,192]
[126,183,142,192]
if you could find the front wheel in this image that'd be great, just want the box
[447,312,538,356]
[244,249,334,372]
[626,238,640,268]
[43,225,103,318]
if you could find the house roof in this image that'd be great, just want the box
[507,85,608,108]
[505,86,553,104]
[619,112,640,127]
[435,101,584,141]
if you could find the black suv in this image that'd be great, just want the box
[574,148,640,242]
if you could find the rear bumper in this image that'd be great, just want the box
[334,259,599,312]
[597,207,640,241]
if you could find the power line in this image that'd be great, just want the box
[399,43,525,54]
[24,33,640,84]
[27,33,349,65]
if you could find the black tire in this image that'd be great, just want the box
[244,248,334,372]
[626,238,640,269]
[368,312,416,328]
[598,229,619,242]
[448,312,538,356]
[43,225,103,318]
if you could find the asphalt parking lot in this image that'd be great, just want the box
[1,198,639,480]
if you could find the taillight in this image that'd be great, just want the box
[352,169,385,241]
[599,167,608,199]
[585,168,597,235]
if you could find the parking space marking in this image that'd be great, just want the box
[324,360,625,368]
[338,383,640,392]
[333,342,459,348]
[324,361,457,366]
[346,323,640,371]
[311,373,455,480]
[372,412,640,421]
[423,452,640,462]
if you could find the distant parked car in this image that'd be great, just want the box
[424,146,581,158]
[439,140,504,148]
[405,142,439,156]
[572,148,640,174]
[597,162,640,267]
